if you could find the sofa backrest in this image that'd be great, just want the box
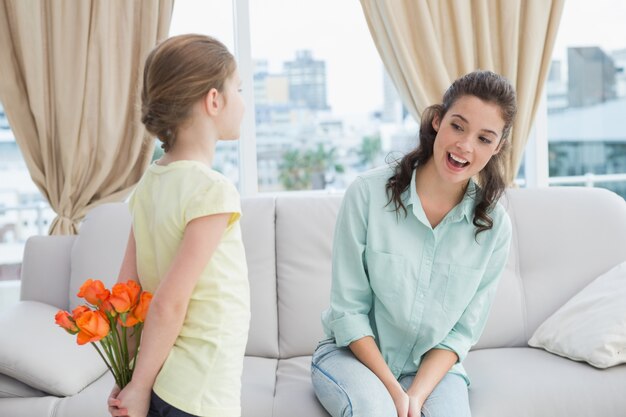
[65,186,626,358]
[489,187,626,345]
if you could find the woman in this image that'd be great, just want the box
[312,70,517,417]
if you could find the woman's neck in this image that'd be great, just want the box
[415,159,468,207]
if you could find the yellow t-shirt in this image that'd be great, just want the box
[129,160,250,417]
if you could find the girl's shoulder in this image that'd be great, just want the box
[149,160,232,185]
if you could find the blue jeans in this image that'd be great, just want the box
[311,339,471,417]
[148,390,198,417]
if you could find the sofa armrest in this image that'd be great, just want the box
[21,235,76,310]
[0,301,108,397]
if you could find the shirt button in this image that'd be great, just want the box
[419,292,425,298]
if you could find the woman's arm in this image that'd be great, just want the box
[113,213,231,417]
[406,348,458,413]
[349,336,409,417]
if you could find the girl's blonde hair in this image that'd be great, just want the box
[141,34,236,152]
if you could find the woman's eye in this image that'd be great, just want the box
[479,136,493,144]
[451,123,462,131]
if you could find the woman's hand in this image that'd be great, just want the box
[115,381,151,417]
[407,395,423,417]
[389,384,410,417]
[107,385,128,417]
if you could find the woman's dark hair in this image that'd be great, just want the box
[385,70,517,236]
[141,34,236,152]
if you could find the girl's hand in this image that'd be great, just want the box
[408,395,423,417]
[389,385,410,417]
[107,385,128,417]
[116,381,151,417]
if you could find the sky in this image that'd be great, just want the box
[169,0,384,118]
[169,0,626,117]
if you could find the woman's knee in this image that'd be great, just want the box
[311,343,396,417]
[312,365,396,417]
[421,373,471,417]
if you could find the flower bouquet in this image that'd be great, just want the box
[55,279,152,388]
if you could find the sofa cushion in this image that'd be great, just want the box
[528,261,626,368]
[0,373,45,399]
[55,372,113,417]
[506,187,626,337]
[0,397,61,417]
[241,357,277,417]
[273,357,329,417]
[241,197,279,358]
[20,235,76,309]
[0,301,107,397]
[465,347,626,417]
[275,194,342,358]
[70,203,131,310]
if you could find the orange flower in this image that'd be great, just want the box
[109,281,141,314]
[132,292,153,323]
[55,310,78,334]
[99,299,116,316]
[72,305,90,318]
[118,312,139,328]
[75,310,110,345]
[77,279,110,306]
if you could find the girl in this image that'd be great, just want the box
[312,70,517,417]
[108,34,249,417]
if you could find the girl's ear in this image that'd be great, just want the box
[204,88,221,116]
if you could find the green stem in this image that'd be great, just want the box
[131,324,143,373]
[122,324,130,383]
[94,339,122,388]
[103,336,124,386]
[111,323,128,387]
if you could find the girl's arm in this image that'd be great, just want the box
[108,228,139,417]
[406,348,458,413]
[349,336,409,417]
[116,228,139,285]
[114,213,232,417]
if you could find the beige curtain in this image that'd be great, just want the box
[360,0,564,185]
[0,0,173,234]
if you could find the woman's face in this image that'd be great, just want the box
[431,95,505,185]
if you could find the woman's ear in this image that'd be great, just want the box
[431,114,440,132]
[493,137,506,155]
[203,88,221,116]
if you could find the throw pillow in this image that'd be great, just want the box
[528,261,626,368]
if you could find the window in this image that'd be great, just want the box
[168,0,240,185]
[248,0,417,192]
[547,0,626,198]
[0,102,56,311]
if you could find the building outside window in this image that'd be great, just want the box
[546,0,626,198]
[248,0,417,192]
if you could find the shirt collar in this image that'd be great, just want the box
[405,168,476,226]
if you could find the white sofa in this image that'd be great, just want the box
[1,187,626,417]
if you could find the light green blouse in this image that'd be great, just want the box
[321,165,512,385]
